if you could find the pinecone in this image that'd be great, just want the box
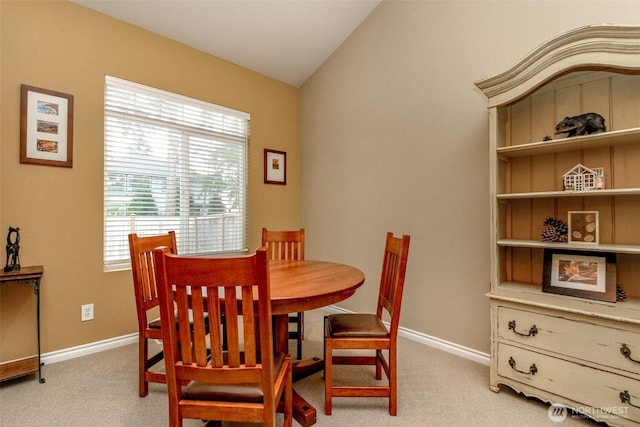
[541,217,568,242]
[617,284,627,302]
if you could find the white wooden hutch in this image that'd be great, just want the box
[476,25,640,426]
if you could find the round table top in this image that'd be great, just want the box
[268,259,365,315]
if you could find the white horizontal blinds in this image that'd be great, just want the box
[104,76,249,268]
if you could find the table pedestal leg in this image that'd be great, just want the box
[274,314,318,426]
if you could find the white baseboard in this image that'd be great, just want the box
[397,325,490,365]
[40,307,490,367]
[41,333,138,365]
[324,306,490,366]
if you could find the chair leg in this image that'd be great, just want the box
[298,311,304,340]
[288,312,304,360]
[389,347,397,416]
[296,338,302,360]
[324,327,332,415]
[283,357,293,427]
[296,313,303,360]
[322,315,327,379]
[139,335,148,397]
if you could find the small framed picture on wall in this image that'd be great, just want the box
[264,148,286,185]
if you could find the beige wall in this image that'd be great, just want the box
[0,1,299,361]
[300,1,640,352]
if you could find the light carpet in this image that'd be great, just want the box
[0,309,599,426]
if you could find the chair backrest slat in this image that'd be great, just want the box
[224,287,242,367]
[242,286,257,367]
[141,252,155,303]
[206,287,224,367]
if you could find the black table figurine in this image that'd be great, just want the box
[4,226,21,272]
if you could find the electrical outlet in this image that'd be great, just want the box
[81,303,94,321]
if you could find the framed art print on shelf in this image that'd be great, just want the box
[264,148,286,185]
[20,84,74,168]
[568,211,599,244]
[542,249,616,302]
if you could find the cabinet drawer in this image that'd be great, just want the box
[498,343,640,424]
[497,306,640,375]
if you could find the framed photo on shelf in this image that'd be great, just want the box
[568,211,599,244]
[542,249,616,302]
[20,84,74,168]
[264,148,286,185]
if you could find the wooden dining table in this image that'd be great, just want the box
[267,259,365,426]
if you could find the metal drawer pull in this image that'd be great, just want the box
[620,344,640,364]
[508,320,538,337]
[508,357,537,375]
[620,390,640,409]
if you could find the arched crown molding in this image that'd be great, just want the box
[475,24,640,107]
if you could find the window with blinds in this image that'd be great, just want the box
[104,76,249,270]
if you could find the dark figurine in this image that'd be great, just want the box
[4,226,21,272]
[555,112,606,138]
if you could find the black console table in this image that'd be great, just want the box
[0,265,44,383]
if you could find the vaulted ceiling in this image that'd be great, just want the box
[73,0,381,87]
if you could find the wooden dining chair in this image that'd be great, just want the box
[324,232,410,416]
[153,247,293,427]
[128,231,178,397]
[261,227,305,360]
[128,231,213,397]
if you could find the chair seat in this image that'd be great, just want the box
[328,313,389,338]
[182,353,286,403]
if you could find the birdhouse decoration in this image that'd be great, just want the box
[562,164,605,191]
